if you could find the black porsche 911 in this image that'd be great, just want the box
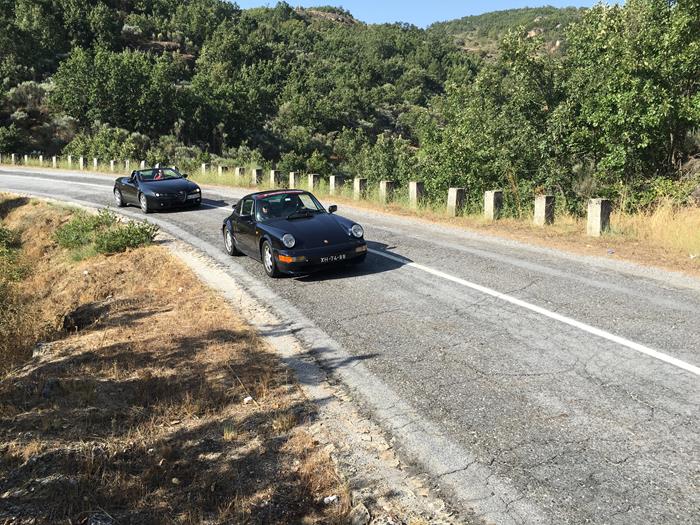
[113,167,201,213]
[222,189,367,277]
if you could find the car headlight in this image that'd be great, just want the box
[282,234,296,248]
[350,224,364,238]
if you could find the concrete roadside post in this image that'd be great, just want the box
[409,181,425,209]
[11,154,16,165]
[353,178,367,200]
[447,187,466,217]
[234,167,245,185]
[251,168,263,186]
[484,190,503,220]
[587,198,612,237]
[534,195,555,226]
[270,170,283,187]
[289,171,298,188]
[67,155,72,168]
[379,180,396,204]
[125,160,130,172]
[308,173,321,190]
[139,160,145,169]
[93,158,98,170]
[201,163,207,175]
[329,175,345,195]
[79,156,85,170]
[218,165,229,177]
[52,156,57,169]
[24,154,28,165]
[110,160,115,172]
[38,155,43,166]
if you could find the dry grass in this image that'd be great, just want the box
[0,196,349,524]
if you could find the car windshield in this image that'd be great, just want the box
[255,191,324,222]
[139,167,183,182]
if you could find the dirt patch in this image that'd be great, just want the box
[0,196,350,523]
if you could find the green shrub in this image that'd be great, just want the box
[94,220,159,254]
[54,209,158,257]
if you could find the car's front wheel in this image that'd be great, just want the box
[261,240,280,278]
[223,228,241,256]
[139,193,150,214]
[114,188,125,207]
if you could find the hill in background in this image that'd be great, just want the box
[429,6,586,56]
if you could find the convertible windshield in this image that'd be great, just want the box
[139,167,183,182]
[255,191,324,222]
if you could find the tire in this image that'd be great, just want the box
[223,228,241,256]
[113,188,125,207]
[261,240,279,278]
[139,193,150,214]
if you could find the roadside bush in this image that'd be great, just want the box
[94,220,159,254]
[54,209,158,256]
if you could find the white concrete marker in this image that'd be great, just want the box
[368,248,700,377]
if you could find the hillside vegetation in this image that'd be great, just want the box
[429,6,585,56]
[0,0,698,214]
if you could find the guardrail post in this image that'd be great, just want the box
[79,156,85,170]
[484,190,503,220]
[251,168,263,185]
[109,160,115,172]
[587,198,611,237]
[353,178,367,200]
[409,181,424,209]
[534,195,555,226]
[11,154,16,165]
[200,162,207,175]
[38,154,43,166]
[234,167,245,184]
[66,155,72,168]
[308,173,320,190]
[447,187,466,217]
[270,169,283,187]
[93,158,98,169]
[379,180,396,204]
[52,156,57,168]
[218,165,229,176]
[125,160,130,171]
[289,171,298,188]
[329,175,345,195]
[23,154,28,165]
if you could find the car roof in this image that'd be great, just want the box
[246,189,308,200]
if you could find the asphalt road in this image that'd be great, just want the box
[2,168,699,525]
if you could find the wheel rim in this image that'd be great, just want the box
[114,189,121,205]
[140,195,147,212]
[263,244,273,273]
[225,231,233,252]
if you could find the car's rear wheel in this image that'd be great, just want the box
[114,188,125,207]
[223,228,241,256]
[261,240,279,278]
[139,193,150,214]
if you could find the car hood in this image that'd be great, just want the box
[141,179,199,194]
[265,213,355,249]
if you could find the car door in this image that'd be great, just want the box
[234,198,257,256]
[121,172,139,204]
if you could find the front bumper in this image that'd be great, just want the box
[274,241,367,274]
[147,194,201,210]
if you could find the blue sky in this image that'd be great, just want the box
[233,1,605,27]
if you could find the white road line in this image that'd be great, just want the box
[0,173,230,209]
[369,248,700,377]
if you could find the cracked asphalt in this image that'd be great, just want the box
[2,168,698,524]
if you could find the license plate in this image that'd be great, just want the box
[320,254,346,263]
[186,194,199,200]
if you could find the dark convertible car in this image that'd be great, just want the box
[113,167,201,213]
[222,189,367,277]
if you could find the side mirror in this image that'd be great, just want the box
[328,205,338,214]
